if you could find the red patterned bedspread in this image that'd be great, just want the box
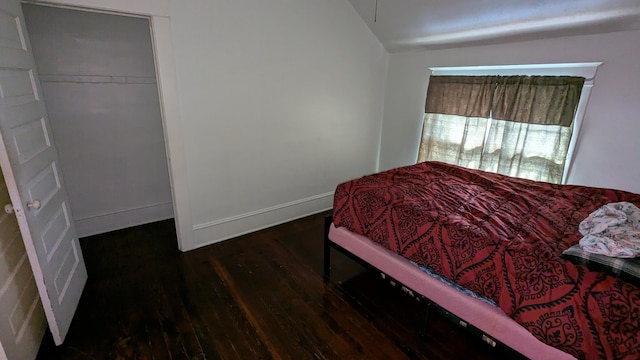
[333,161,640,359]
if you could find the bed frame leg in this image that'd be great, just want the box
[420,301,432,340]
[323,214,333,282]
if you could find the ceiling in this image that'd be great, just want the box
[347,0,640,52]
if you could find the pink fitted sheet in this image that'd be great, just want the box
[328,224,575,360]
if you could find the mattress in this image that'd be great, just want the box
[328,223,574,360]
[332,161,640,359]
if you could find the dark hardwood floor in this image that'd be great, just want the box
[36,213,518,359]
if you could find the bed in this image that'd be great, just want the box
[324,161,640,360]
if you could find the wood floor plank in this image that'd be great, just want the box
[257,236,418,359]
[36,214,520,360]
[181,252,272,360]
[209,258,291,359]
[211,256,330,360]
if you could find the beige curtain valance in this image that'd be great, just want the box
[425,75,585,127]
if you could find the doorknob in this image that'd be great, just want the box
[27,200,41,210]
[4,203,14,214]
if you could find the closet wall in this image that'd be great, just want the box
[23,5,174,237]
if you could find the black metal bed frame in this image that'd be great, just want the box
[323,214,526,359]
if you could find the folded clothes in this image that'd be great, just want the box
[579,201,640,258]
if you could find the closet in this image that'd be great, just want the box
[23,4,174,237]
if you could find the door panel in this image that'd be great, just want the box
[0,0,87,346]
[0,169,46,360]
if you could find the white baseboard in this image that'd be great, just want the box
[192,192,334,249]
[74,202,174,238]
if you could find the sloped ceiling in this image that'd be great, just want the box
[347,0,640,52]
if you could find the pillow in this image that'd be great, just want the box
[562,244,640,287]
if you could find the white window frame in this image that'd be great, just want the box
[428,62,601,184]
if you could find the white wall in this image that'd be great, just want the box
[37,0,388,249]
[379,29,640,195]
[23,5,174,237]
[168,0,388,246]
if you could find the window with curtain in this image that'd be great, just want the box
[418,75,585,184]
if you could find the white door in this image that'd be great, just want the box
[0,168,46,360]
[0,0,87,347]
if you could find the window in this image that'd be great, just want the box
[418,63,600,184]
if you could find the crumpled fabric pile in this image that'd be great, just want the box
[579,201,640,258]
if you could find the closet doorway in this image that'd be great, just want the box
[22,4,175,238]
